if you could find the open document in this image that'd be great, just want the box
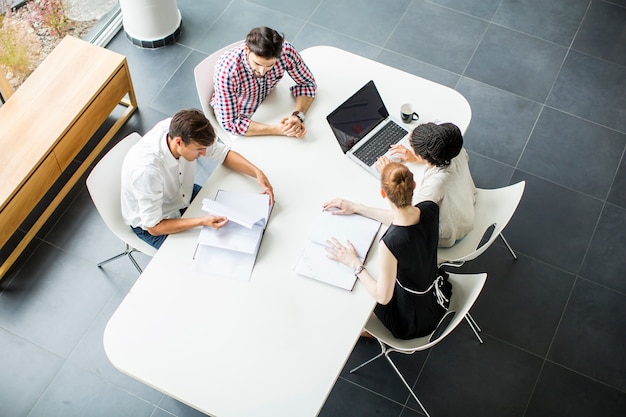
[191,190,272,282]
[295,210,381,290]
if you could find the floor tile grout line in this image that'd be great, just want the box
[541,0,592,112]
[378,0,413,59]
[575,198,609,282]
[512,0,588,174]
[540,273,579,381]
[148,45,195,107]
[576,268,626,297]
[521,358,548,417]
[336,375,411,408]
[456,19,492,85]
[511,104,544,171]
[543,356,626,394]
[512,165,612,206]
[540,103,626,135]
[473,237,625,297]
[602,143,626,203]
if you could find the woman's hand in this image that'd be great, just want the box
[374,155,392,173]
[389,143,419,162]
[322,198,357,215]
[325,237,361,269]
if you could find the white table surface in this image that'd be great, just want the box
[103,46,471,417]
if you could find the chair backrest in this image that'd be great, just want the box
[437,181,525,264]
[364,272,487,352]
[193,40,243,143]
[86,132,157,257]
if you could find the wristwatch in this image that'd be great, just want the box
[292,111,305,123]
[353,264,365,277]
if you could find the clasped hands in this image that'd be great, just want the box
[278,114,306,138]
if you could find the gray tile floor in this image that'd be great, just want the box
[1,0,625,416]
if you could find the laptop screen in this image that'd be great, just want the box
[326,80,389,153]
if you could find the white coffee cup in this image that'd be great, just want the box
[400,104,419,123]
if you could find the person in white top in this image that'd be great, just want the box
[376,122,477,247]
[121,108,275,249]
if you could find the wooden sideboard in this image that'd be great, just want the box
[0,35,137,279]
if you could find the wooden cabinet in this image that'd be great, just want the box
[0,36,138,279]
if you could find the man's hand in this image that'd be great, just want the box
[202,215,229,229]
[222,150,275,205]
[255,171,275,205]
[279,115,307,138]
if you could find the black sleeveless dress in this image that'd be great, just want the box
[374,201,449,339]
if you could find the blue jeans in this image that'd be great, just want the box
[132,184,202,250]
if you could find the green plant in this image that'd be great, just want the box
[26,0,70,37]
[0,18,32,74]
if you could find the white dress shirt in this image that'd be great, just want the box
[121,118,230,229]
[412,148,477,247]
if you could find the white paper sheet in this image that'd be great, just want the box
[191,244,256,282]
[197,222,264,254]
[193,190,272,282]
[201,191,270,229]
[294,210,381,290]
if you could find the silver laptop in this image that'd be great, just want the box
[326,80,411,178]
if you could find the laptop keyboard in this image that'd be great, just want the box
[353,121,408,166]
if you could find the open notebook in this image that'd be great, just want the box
[295,210,381,290]
[191,190,272,282]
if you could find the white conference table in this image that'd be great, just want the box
[103,46,471,417]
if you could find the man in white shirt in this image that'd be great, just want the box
[121,108,274,249]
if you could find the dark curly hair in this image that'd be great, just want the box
[246,26,284,59]
[169,108,215,147]
[409,122,463,167]
[380,162,415,208]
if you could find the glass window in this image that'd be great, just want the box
[1,0,120,102]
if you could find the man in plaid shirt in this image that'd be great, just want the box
[210,26,317,138]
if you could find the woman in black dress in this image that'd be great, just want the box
[324,162,451,340]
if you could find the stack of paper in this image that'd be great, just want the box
[191,190,272,282]
[295,210,381,290]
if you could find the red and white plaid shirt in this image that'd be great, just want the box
[210,41,317,136]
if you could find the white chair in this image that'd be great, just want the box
[193,40,244,144]
[437,181,526,267]
[350,272,487,417]
[86,132,157,273]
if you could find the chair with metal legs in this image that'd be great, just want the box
[437,181,526,267]
[350,272,487,417]
[86,132,157,273]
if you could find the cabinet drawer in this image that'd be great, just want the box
[54,66,130,170]
[0,154,61,247]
